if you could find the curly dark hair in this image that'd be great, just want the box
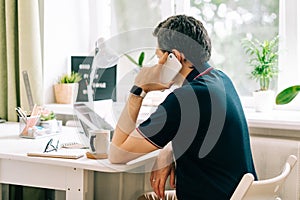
[153,14,211,68]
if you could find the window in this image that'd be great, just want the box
[43,0,300,109]
[188,0,279,96]
[183,0,300,110]
[276,0,300,109]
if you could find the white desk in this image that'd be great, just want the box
[0,122,157,200]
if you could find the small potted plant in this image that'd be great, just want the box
[53,71,82,104]
[39,108,60,133]
[242,35,279,112]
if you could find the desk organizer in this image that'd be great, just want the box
[19,117,62,139]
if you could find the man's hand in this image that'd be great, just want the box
[150,162,176,199]
[134,52,174,93]
[150,142,175,199]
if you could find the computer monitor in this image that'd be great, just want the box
[71,56,117,102]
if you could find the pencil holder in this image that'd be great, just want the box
[19,116,40,138]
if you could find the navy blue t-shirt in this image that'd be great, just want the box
[137,63,257,200]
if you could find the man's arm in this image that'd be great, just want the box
[109,94,158,164]
[109,53,173,164]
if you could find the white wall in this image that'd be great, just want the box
[42,0,175,104]
[42,0,110,104]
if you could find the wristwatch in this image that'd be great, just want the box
[130,85,147,98]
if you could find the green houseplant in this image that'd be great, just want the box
[242,35,279,112]
[58,71,82,84]
[124,51,156,69]
[54,71,82,104]
[276,85,300,105]
[39,108,60,133]
[242,35,279,91]
[124,51,145,68]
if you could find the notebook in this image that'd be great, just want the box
[27,149,86,159]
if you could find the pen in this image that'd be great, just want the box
[15,108,22,118]
[15,108,22,117]
[16,107,27,122]
[17,107,27,116]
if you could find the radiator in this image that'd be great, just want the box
[250,136,300,200]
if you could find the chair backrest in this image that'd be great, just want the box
[230,155,297,200]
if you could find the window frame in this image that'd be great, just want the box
[275,0,300,110]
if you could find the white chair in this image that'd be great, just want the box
[230,154,297,200]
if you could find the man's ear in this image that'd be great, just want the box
[172,49,183,62]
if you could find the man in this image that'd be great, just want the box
[109,14,257,200]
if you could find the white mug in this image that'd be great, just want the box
[89,129,110,155]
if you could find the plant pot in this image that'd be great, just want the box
[253,90,275,112]
[54,83,78,104]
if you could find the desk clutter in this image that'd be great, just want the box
[16,105,62,139]
[26,138,107,160]
[16,104,111,160]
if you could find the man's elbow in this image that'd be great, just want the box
[108,143,145,164]
[108,150,127,164]
[108,145,126,164]
[109,143,136,164]
[108,155,125,164]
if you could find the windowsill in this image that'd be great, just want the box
[244,105,300,140]
[241,96,300,133]
[45,100,300,138]
[44,103,74,115]
[244,108,300,131]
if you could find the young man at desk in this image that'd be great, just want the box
[109,14,257,200]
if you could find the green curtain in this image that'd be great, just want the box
[0,0,43,122]
[0,0,19,121]
[18,0,43,112]
[0,0,45,199]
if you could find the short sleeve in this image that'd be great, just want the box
[137,92,181,148]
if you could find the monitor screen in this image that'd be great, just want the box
[71,56,117,102]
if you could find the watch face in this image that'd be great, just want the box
[131,85,142,95]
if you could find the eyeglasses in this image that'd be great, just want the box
[44,138,59,153]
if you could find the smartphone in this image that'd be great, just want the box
[161,53,182,83]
